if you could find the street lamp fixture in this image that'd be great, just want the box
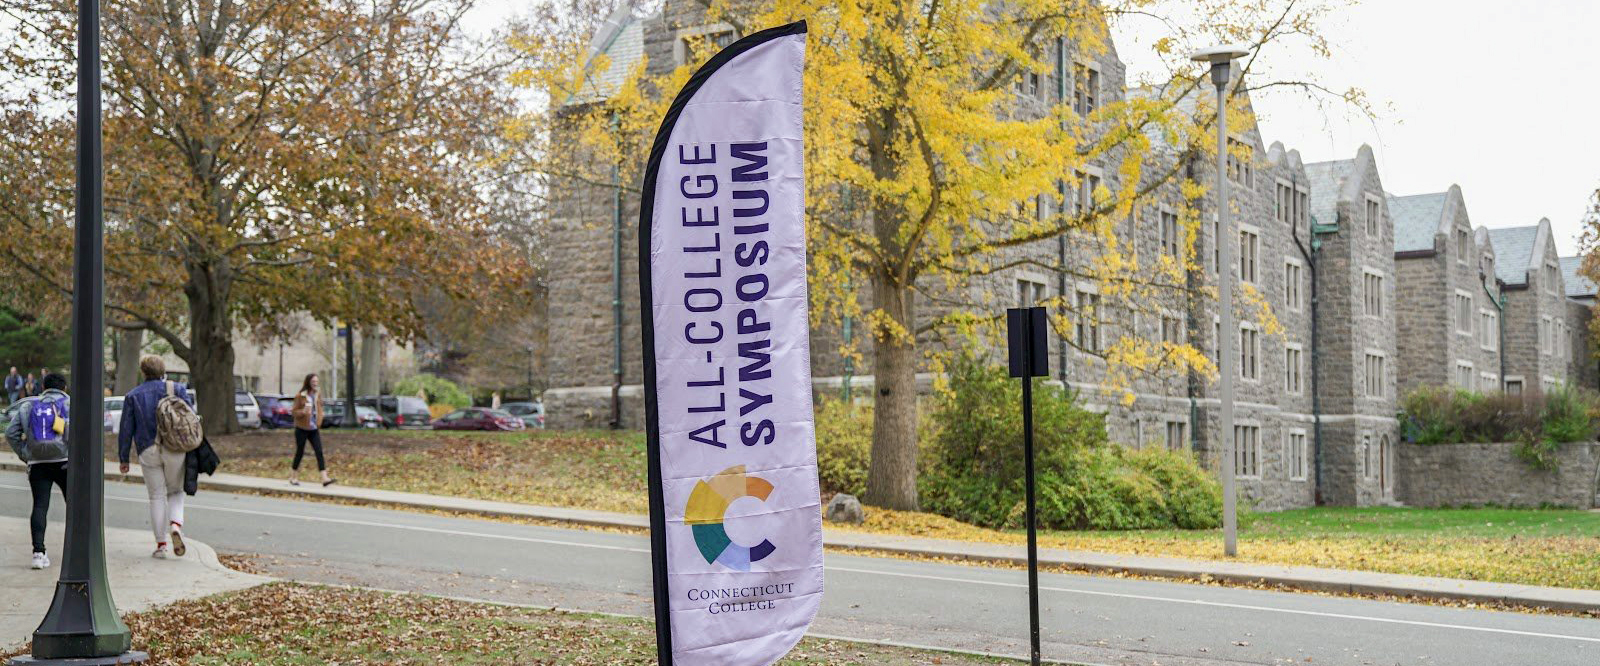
[1190,43,1250,559]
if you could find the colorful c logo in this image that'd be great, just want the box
[685,465,776,571]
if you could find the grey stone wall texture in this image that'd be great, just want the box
[1395,442,1599,509]
[540,0,1594,510]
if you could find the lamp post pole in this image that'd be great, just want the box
[1191,45,1250,558]
[11,1,147,662]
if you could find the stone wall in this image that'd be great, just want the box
[1395,441,1600,508]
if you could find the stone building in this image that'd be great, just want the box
[1389,185,1504,396]
[1559,255,1597,389]
[1487,220,1570,393]
[1303,147,1399,506]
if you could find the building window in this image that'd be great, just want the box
[1455,292,1473,333]
[1159,209,1180,257]
[1480,372,1498,393]
[1363,434,1376,479]
[1365,353,1386,397]
[1456,229,1470,263]
[1480,310,1498,351]
[1165,420,1187,452]
[1072,63,1099,115]
[1455,360,1474,389]
[1226,137,1254,187]
[1233,425,1260,478]
[1287,430,1308,481]
[1545,263,1559,294]
[678,29,738,64]
[1210,218,1220,273]
[1295,188,1309,228]
[1161,315,1183,345]
[1074,289,1101,352]
[1017,278,1047,307]
[1363,271,1384,317]
[1506,379,1524,395]
[1239,228,1259,283]
[1240,325,1259,380]
[1285,345,1303,394]
[1540,316,1552,355]
[1285,260,1304,311]
[1276,182,1293,225]
[1365,197,1382,237]
[1074,171,1102,216]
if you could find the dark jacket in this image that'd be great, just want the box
[184,438,220,496]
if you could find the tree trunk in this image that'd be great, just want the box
[114,328,144,395]
[358,326,382,395]
[863,271,921,510]
[185,259,240,435]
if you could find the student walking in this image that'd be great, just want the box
[21,373,38,398]
[3,367,20,405]
[118,356,199,559]
[5,373,70,570]
[289,374,334,487]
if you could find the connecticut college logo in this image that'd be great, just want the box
[685,465,776,571]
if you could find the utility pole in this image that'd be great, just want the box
[1191,45,1251,558]
[10,0,146,661]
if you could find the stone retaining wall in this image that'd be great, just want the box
[1395,441,1600,508]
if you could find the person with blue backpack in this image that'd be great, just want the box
[4,373,70,570]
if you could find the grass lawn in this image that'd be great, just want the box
[203,429,1600,590]
[1,584,1014,665]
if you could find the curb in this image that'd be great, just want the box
[6,456,1597,614]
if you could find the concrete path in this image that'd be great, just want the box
[4,472,1596,666]
[5,453,1594,613]
[0,515,269,651]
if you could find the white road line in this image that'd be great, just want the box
[0,482,651,555]
[828,566,1600,645]
[5,480,1596,646]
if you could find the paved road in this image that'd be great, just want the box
[2,472,1596,665]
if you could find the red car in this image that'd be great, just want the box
[431,407,526,431]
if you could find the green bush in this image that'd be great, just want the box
[393,374,473,409]
[918,352,1221,531]
[1400,385,1600,470]
[814,396,872,497]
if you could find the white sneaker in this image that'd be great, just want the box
[151,546,169,560]
[30,552,48,570]
[170,526,187,557]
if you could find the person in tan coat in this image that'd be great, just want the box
[289,374,334,487]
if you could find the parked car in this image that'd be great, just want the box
[500,401,545,429]
[103,395,125,434]
[431,407,525,432]
[321,400,383,429]
[256,394,294,429]
[235,391,261,429]
[357,395,432,429]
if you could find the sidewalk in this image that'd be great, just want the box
[1,516,270,651]
[6,453,1600,614]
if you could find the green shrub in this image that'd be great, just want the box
[393,374,473,409]
[1400,385,1600,470]
[918,352,1221,531]
[814,397,872,497]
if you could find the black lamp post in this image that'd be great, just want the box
[9,1,147,663]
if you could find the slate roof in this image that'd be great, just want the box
[1387,192,1449,253]
[1486,226,1539,285]
[564,7,651,106]
[1303,160,1351,229]
[1560,256,1596,298]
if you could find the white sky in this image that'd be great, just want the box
[1114,0,1600,256]
[469,1,1599,254]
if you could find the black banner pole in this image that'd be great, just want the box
[1007,307,1047,666]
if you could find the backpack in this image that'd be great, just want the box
[156,381,204,453]
[26,395,66,446]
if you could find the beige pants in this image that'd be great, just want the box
[138,445,186,546]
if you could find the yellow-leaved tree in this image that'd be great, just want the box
[517,0,1357,510]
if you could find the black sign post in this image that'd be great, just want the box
[1007,306,1048,666]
